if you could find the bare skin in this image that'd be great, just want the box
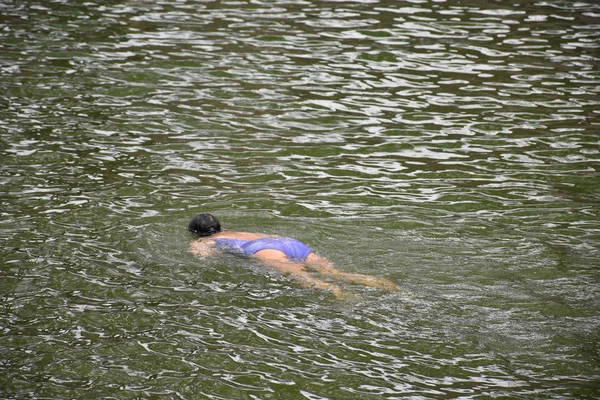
[189,231,397,298]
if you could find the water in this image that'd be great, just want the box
[1,0,599,398]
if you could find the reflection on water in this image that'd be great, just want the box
[1,0,599,398]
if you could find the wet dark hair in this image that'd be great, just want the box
[188,213,222,236]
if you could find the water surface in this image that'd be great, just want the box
[1,0,599,398]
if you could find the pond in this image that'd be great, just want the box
[1,0,599,398]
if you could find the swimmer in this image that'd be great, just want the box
[188,213,397,298]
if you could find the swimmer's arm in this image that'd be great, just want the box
[189,239,219,257]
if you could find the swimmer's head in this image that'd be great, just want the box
[188,213,222,236]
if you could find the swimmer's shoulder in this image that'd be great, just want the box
[209,231,272,240]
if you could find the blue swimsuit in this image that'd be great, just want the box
[212,237,313,262]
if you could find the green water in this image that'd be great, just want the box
[1,0,599,398]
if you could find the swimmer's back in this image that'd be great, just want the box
[212,236,313,262]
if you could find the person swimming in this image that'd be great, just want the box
[188,213,397,297]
